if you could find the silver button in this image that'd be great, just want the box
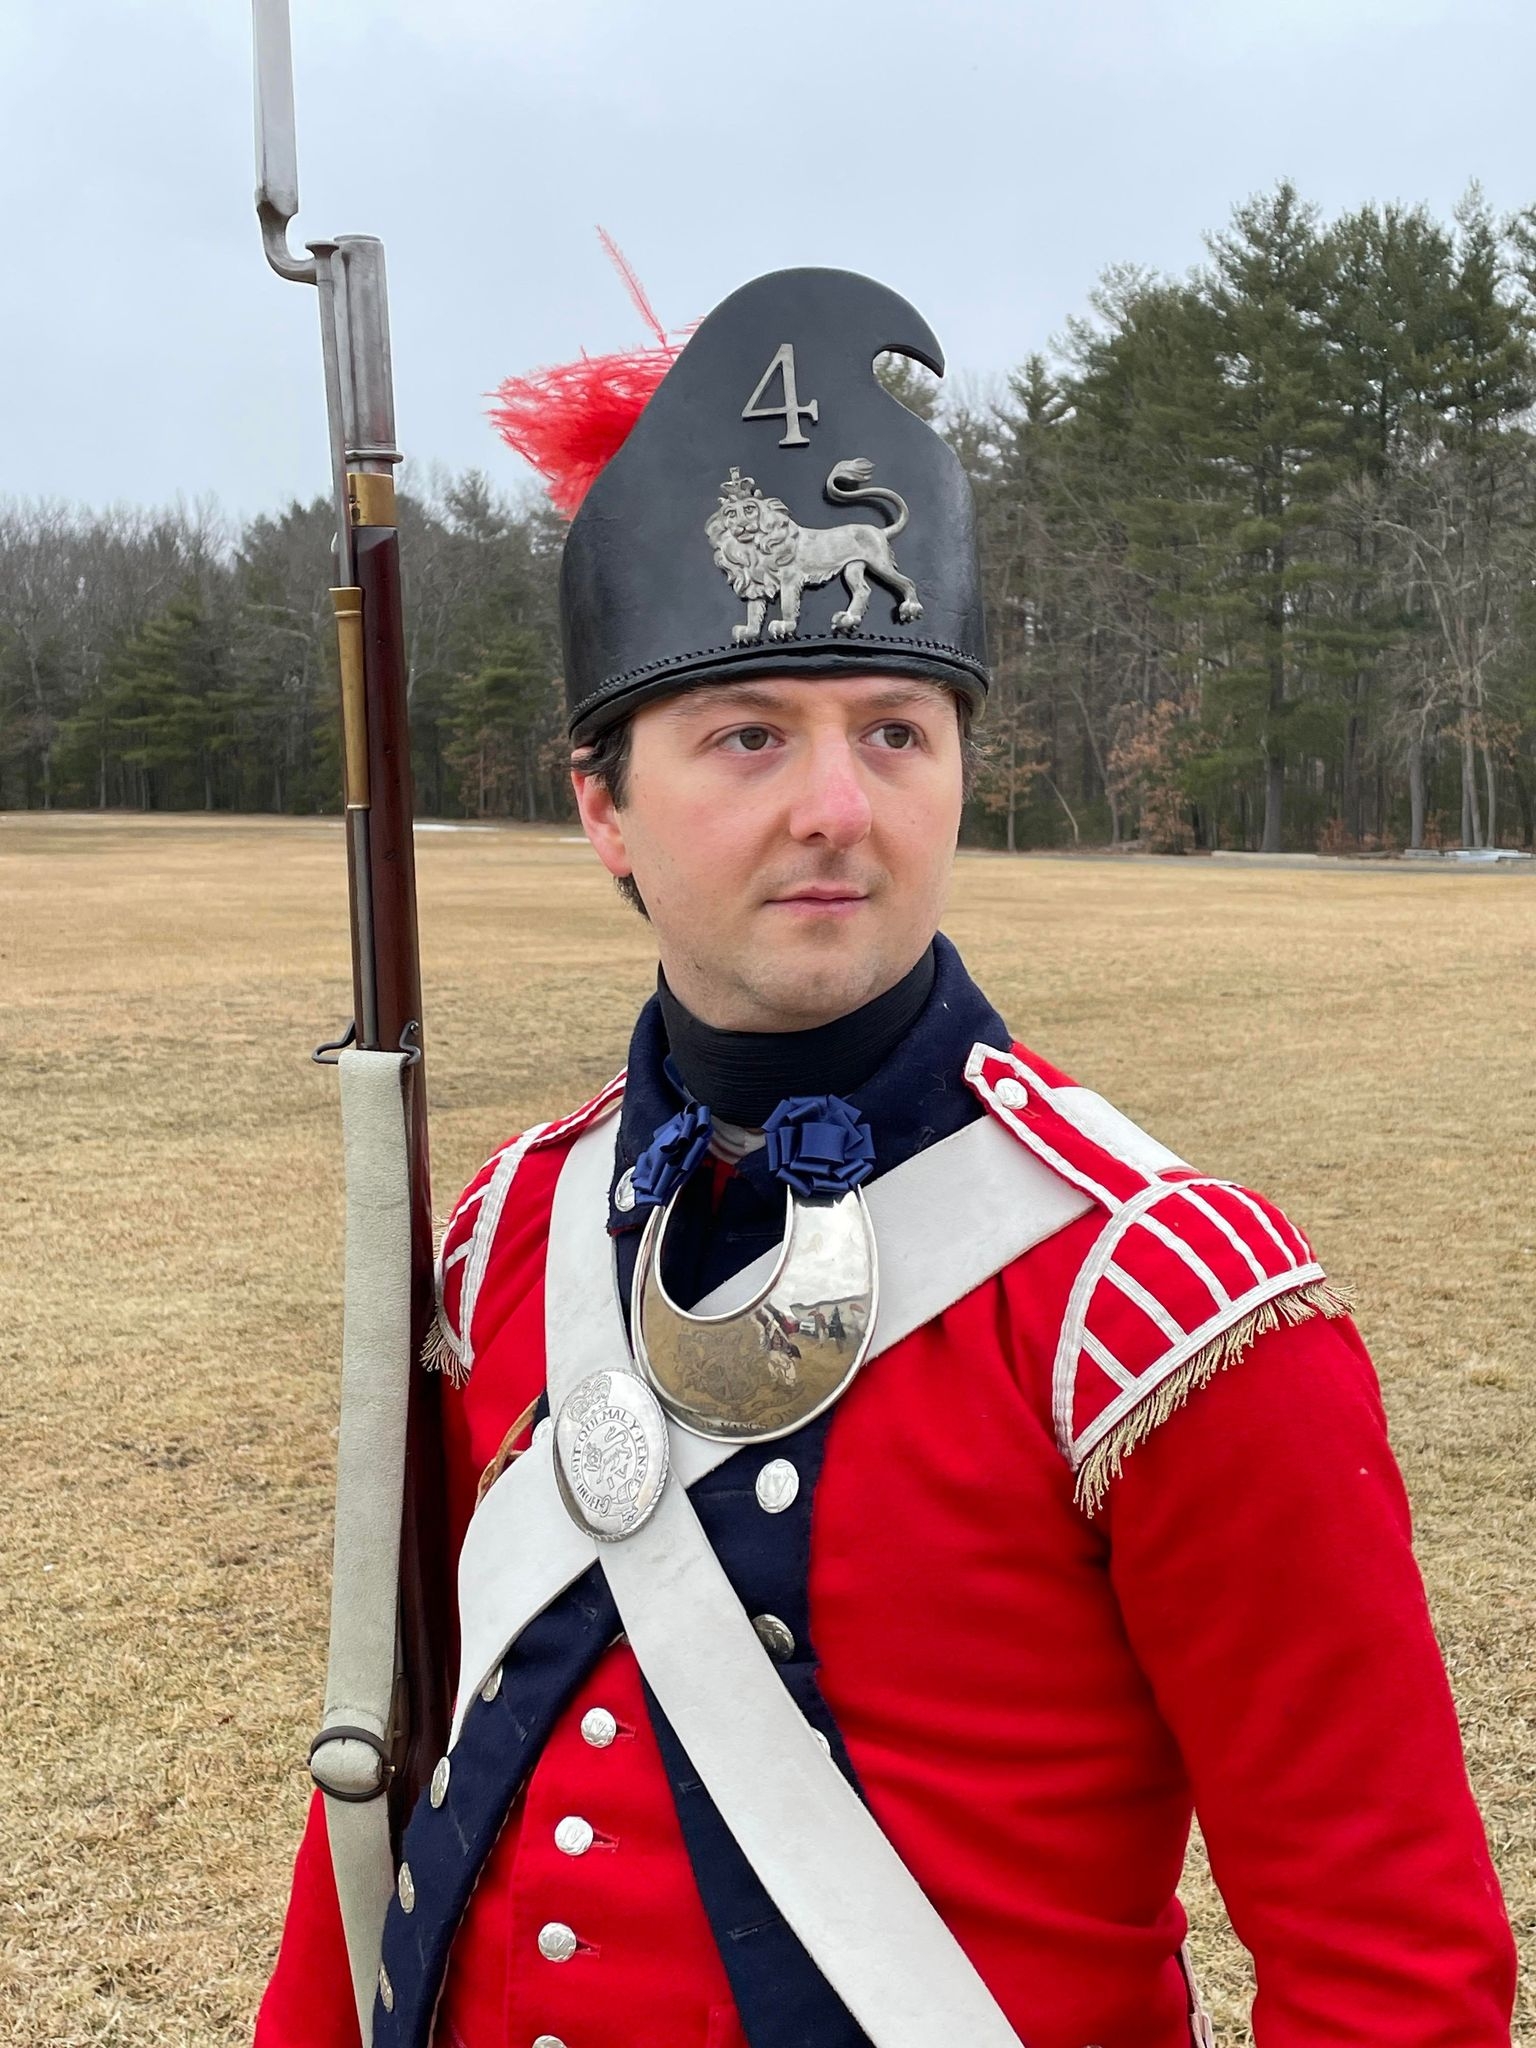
[377,1963,394,2012]
[811,1727,832,1758]
[755,1458,799,1513]
[397,1860,416,1913]
[537,1920,579,1963]
[554,1814,595,1857]
[994,1076,1029,1109]
[429,1755,450,1807]
[533,2037,568,2048]
[752,1613,795,1661]
[614,1166,637,1213]
[580,1707,618,1748]
[532,1415,553,1447]
[481,1662,503,1703]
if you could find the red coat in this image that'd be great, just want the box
[256,1044,1515,2048]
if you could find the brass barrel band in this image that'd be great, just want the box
[347,472,397,528]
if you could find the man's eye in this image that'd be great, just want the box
[872,723,916,749]
[725,727,774,753]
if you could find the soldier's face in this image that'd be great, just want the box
[574,674,965,1032]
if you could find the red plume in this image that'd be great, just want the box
[489,346,675,517]
[489,232,683,517]
[596,226,671,350]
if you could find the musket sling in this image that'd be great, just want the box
[314,1049,415,2048]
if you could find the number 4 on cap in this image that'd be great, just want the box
[742,343,819,447]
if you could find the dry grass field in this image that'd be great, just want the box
[1,810,1531,2046]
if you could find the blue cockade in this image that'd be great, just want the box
[631,1098,714,1209]
[763,1095,875,1199]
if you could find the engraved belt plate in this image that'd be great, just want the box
[633,1185,879,1443]
[553,1369,671,1541]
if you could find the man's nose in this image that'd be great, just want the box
[786,737,874,849]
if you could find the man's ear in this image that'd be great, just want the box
[571,769,633,882]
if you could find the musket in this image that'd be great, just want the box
[251,0,450,1984]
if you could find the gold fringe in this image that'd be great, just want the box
[418,1210,470,1385]
[1074,1279,1354,1517]
[419,1313,470,1390]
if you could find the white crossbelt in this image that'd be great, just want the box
[452,1101,1095,1737]
[539,1113,1055,2048]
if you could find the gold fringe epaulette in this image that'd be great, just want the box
[420,1210,473,1388]
[419,1314,470,1388]
[1074,1278,1354,1517]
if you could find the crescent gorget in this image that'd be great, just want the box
[631,1180,879,1442]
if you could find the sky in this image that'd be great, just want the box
[3,0,1534,521]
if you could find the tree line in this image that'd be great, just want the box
[0,478,568,822]
[5,182,1536,852]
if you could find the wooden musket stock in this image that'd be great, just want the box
[350,520,451,1829]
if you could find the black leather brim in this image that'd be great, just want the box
[569,638,989,742]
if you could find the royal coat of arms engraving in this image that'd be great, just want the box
[705,458,924,643]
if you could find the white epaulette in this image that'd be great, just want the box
[966,1045,1352,1511]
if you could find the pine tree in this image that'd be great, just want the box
[65,590,232,809]
[1195,184,1348,850]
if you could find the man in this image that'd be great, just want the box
[256,269,1516,2048]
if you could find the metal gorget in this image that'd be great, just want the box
[632,1181,879,1442]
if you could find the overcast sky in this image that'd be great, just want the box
[3,0,1533,521]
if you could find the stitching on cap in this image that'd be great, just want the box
[568,638,990,726]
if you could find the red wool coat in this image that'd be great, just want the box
[255,1045,1515,2048]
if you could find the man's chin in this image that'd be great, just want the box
[742,937,896,1030]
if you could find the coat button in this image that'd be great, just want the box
[397,1861,416,1913]
[533,2037,568,2047]
[554,1814,595,1856]
[994,1075,1029,1109]
[429,1756,450,1807]
[580,1707,618,1748]
[537,1921,579,1962]
[755,1458,799,1513]
[614,1167,637,1212]
[377,1963,394,2012]
[480,1662,504,1703]
[752,1613,795,1661]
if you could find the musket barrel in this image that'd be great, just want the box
[312,245,355,586]
[335,238,402,471]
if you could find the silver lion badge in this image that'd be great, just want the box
[705,459,923,644]
[553,1369,671,1541]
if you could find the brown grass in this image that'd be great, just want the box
[1,812,1530,2046]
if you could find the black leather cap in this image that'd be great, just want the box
[561,267,988,740]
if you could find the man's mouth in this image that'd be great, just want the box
[767,885,869,915]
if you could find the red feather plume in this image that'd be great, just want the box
[489,346,675,518]
[489,232,683,518]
